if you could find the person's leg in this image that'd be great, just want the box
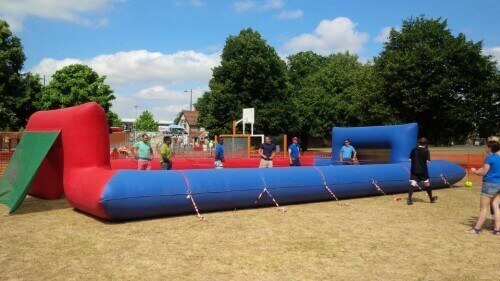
[145,160,151,171]
[408,180,415,205]
[161,162,167,170]
[259,159,266,168]
[268,160,273,168]
[138,160,146,170]
[167,161,172,170]
[492,194,500,232]
[473,195,492,230]
[423,180,437,202]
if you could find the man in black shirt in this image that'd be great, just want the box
[259,136,276,168]
[408,137,438,205]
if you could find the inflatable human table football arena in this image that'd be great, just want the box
[0,103,465,221]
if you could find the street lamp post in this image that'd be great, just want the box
[184,89,193,111]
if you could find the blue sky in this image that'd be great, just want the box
[1,0,499,120]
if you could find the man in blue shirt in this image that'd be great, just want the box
[214,138,225,169]
[340,139,357,165]
[133,134,154,170]
[288,137,301,166]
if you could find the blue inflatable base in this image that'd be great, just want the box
[101,160,465,221]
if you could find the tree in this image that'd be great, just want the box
[295,52,395,138]
[374,15,499,143]
[0,19,42,130]
[196,28,290,135]
[287,51,328,90]
[106,110,122,127]
[37,64,117,126]
[135,110,158,132]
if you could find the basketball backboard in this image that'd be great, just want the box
[243,108,254,124]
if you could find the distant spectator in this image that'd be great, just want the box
[160,136,173,170]
[214,138,225,169]
[288,137,301,166]
[259,136,276,168]
[340,139,357,165]
[110,147,120,160]
[133,134,153,170]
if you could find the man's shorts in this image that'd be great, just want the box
[341,157,353,165]
[290,159,301,166]
[259,159,273,168]
[138,159,151,170]
[410,174,430,185]
[161,161,172,170]
[214,160,223,169]
[481,182,500,197]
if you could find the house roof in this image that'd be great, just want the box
[181,110,199,126]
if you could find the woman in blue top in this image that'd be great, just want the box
[466,136,500,235]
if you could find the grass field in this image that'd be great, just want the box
[1,176,499,281]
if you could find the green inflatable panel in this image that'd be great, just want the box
[0,131,59,214]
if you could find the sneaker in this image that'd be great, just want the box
[407,198,413,205]
[430,196,438,203]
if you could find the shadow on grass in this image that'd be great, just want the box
[462,216,496,229]
[12,196,72,216]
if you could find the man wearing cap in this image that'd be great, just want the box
[288,137,301,166]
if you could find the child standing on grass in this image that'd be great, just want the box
[408,137,438,205]
[466,136,500,235]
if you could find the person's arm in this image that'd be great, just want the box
[258,145,266,158]
[270,145,276,160]
[352,147,357,159]
[426,149,431,163]
[340,147,343,162]
[132,143,138,159]
[288,147,292,163]
[471,163,490,176]
[149,147,154,158]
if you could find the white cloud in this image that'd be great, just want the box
[275,9,303,20]
[284,17,369,55]
[31,50,221,87]
[374,26,399,43]
[484,46,500,65]
[234,0,284,12]
[30,50,220,119]
[0,0,116,31]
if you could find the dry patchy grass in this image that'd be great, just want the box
[0,180,499,281]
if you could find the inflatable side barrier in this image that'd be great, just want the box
[0,103,465,220]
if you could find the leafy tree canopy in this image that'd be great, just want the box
[135,110,159,132]
[106,110,122,127]
[196,28,290,135]
[374,15,499,143]
[0,19,42,130]
[37,64,115,111]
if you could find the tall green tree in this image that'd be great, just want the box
[0,19,42,130]
[196,28,290,135]
[374,16,499,143]
[295,52,395,138]
[106,110,122,127]
[135,110,159,132]
[37,64,117,125]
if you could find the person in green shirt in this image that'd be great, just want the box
[133,134,153,170]
[160,136,173,170]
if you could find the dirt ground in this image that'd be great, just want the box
[0,176,499,281]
